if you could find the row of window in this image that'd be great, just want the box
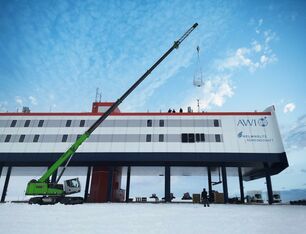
[143,119,220,128]
[181,133,222,143]
[8,119,85,128]
[146,119,164,127]
[1,133,223,143]
[4,134,77,143]
[5,134,40,143]
[2,119,221,128]
[146,134,164,142]
[10,119,45,127]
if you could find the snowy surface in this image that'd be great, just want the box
[0,203,305,234]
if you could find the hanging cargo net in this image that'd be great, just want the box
[193,46,204,87]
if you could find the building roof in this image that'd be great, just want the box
[0,102,272,116]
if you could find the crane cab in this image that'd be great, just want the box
[64,178,81,194]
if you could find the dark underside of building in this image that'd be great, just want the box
[0,151,288,205]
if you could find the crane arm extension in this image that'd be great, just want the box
[86,23,198,135]
[38,133,89,183]
[37,23,198,183]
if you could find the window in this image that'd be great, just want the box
[214,119,220,127]
[200,133,205,142]
[24,120,30,127]
[38,120,44,127]
[62,134,68,142]
[188,134,195,143]
[182,133,188,143]
[5,135,11,142]
[215,134,221,142]
[159,134,164,142]
[10,120,17,127]
[33,135,39,142]
[66,120,72,127]
[159,120,164,127]
[19,135,25,142]
[196,134,200,142]
[147,120,152,127]
[146,134,152,142]
[77,134,82,140]
[182,133,206,143]
[80,120,85,127]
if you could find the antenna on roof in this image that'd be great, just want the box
[197,99,200,112]
[95,88,102,102]
[193,46,204,88]
[95,88,99,102]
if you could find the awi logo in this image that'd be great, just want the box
[258,117,268,127]
[237,117,268,127]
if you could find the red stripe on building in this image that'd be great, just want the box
[0,112,272,116]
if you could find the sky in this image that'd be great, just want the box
[0,0,306,199]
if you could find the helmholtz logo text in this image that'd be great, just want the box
[237,131,273,143]
[237,117,268,127]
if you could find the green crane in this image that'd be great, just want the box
[26,23,198,205]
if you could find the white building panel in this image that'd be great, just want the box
[0,143,13,152]
[82,142,101,153]
[24,143,41,153]
[123,142,140,152]
[0,105,285,156]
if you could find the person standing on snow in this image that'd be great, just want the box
[201,188,210,207]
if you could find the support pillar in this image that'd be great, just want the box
[207,167,213,202]
[165,166,171,202]
[264,163,273,205]
[0,165,3,180]
[107,167,114,202]
[238,167,244,204]
[221,166,228,204]
[1,166,12,203]
[84,166,91,202]
[126,166,131,202]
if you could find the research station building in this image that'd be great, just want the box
[0,102,288,204]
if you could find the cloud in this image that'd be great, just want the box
[284,103,296,113]
[0,101,8,112]
[185,19,276,110]
[183,19,277,110]
[252,41,262,52]
[255,18,263,34]
[201,75,234,109]
[218,21,277,73]
[184,75,234,111]
[301,169,306,173]
[29,96,38,105]
[284,114,306,151]
[15,96,23,106]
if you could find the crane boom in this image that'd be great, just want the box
[26,24,198,205]
[38,23,198,183]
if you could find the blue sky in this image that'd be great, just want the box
[1,0,306,198]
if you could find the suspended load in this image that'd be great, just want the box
[193,46,204,87]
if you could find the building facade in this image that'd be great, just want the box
[0,102,288,203]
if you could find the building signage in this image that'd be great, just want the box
[237,131,273,142]
[237,117,268,127]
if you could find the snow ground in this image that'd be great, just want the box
[0,203,305,234]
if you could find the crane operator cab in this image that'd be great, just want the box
[64,178,81,194]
